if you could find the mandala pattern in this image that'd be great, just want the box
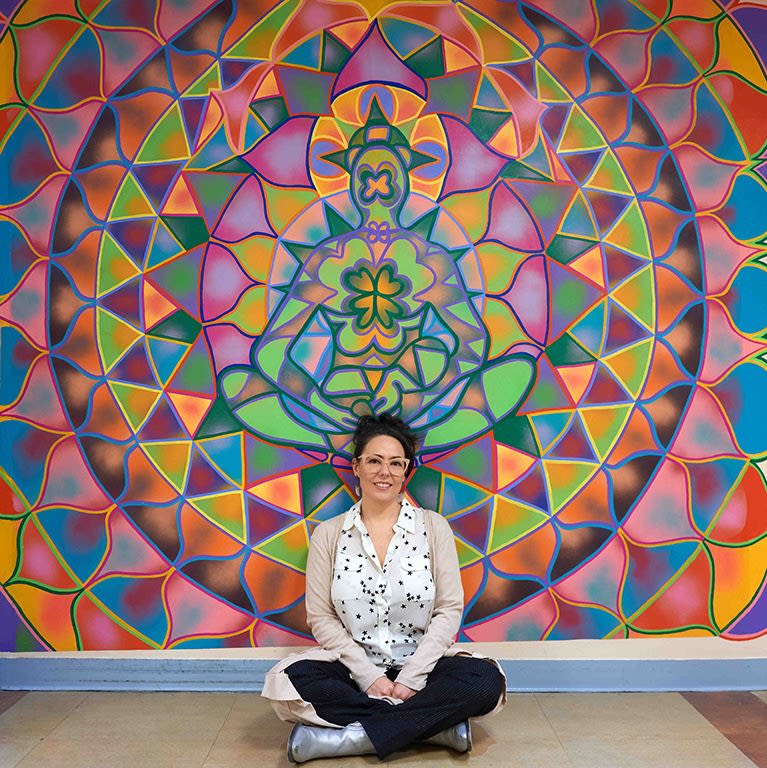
[1,0,766,651]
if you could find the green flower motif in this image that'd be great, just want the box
[343,263,407,329]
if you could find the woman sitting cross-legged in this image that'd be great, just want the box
[262,413,506,762]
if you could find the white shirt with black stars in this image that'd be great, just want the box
[331,498,435,672]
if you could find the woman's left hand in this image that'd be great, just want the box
[391,682,416,701]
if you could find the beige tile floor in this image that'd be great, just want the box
[0,691,762,768]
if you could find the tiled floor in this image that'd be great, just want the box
[0,690,764,768]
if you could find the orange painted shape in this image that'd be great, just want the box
[488,117,519,157]
[255,69,280,100]
[496,443,537,489]
[166,391,214,435]
[558,362,596,404]
[443,38,477,73]
[143,280,178,330]
[568,246,605,289]
[6,583,77,650]
[249,473,302,515]
[330,21,369,50]
[161,174,199,215]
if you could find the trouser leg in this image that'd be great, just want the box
[363,656,505,759]
[285,659,393,725]
[285,656,504,761]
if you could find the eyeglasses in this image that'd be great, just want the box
[356,454,410,476]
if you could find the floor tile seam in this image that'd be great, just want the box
[200,693,239,765]
[0,692,28,719]
[532,693,577,767]
[680,692,766,768]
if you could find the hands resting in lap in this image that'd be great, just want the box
[366,676,416,702]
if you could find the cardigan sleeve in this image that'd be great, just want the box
[304,516,385,693]
[393,510,464,691]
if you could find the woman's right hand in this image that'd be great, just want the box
[366,676,396,698]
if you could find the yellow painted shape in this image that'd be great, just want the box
[6,583,77,649]
[710,537,767,630]
[250,472,302,514]
[0,517,22,582]
[167,391,213,435]
[496,443,537,489]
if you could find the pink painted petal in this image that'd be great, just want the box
[700,300,763,383]
[671,386,739,459]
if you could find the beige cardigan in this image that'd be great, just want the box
[262,506,505,726]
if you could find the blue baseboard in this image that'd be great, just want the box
[2,651,765,692]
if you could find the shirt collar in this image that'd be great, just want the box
[342,497,418,533]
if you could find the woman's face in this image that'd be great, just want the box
[353,434,408,508]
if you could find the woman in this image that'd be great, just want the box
[262,413,505,762]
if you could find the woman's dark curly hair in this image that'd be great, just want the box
[352,413,419,476]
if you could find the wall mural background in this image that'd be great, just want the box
[1,0,766,652]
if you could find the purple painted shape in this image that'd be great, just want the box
[0,591,45,652]
[731,9,767,66]
[509,255,548,344]
[440,116,508,198]
[332,23,426,100]
[244,116,314,187]
[201,244,253,321]
[484,182,543,252]
[205,324,256,373]
[726,578,767,637]
[214,175,274,241]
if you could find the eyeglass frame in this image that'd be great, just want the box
[353,453,411,476]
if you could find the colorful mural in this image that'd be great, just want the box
[1,0,766,652]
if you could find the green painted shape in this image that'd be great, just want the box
[469,108,509,144]
[149,310,202,343]
[406,466,441,512]
[489,501,549,552]
[493,414,540,456]
[407,208,439,241]
[423,409,490,449]
[500,159,550,181]
[263,184,317,233]
[193,495,245,540]
[547,234,598,264]
[211,157,253,173]
[186,124,232,171]
[135,103,190,164]
[160,215,209,251]
[236,395,322,447]
[546,460,596,511]
[97,308,141,371]
[560,107,605,152]
[186,172,241,221]
[582,404,632,459]
[143,442,190,492]
[455,537,484,567]
[195,397,244,439]
[536,62,569,101]
[256,337,290,382]
[97,232,139,296]
[324,203,355,238]
[481,358,534,420]
[606,200,651,258]
[227,0,301,59]
[546,333,596,365]
[111,173,153,219]
[222,370,249,400]
[476,74,506,110]
[325,368,367,394]
[184,62,221,96]
[321,31,349,73]
[250,97,289,131]
[256,523,308,571]
[619,266,655,329]
[476,242,529,294]
[405,37,444,78]
[415,346,447,386]
[588,151,633,195]
[300,463,342,516]
[172,345,213,391]
[109,381,160,432]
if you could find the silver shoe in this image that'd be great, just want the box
[424,719,472,752]
[287,722,376,763]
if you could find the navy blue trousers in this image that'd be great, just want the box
[285,655,504,759]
